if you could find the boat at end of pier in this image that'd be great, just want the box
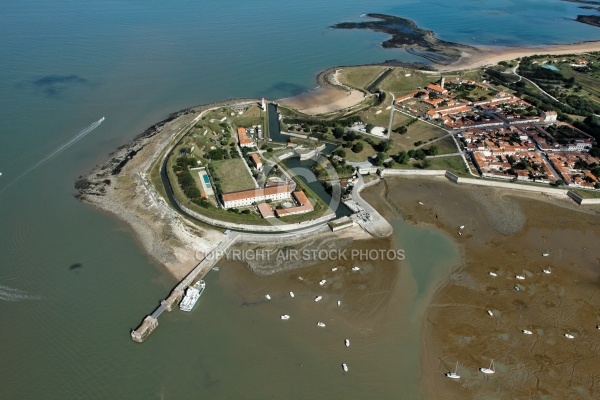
[179,280,206,312]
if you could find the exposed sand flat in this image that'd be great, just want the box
[278,86,365,115]
[439,41,600,71]
[370,176,600,399]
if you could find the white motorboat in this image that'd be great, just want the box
[565,333,575,339]
[543,268,551,274]
[418,201,424,205]
[542,253,549,257]
[596,325,600,330]
[345,339,350,347]
[342,363,349,373]
[489,272,497,277]
[445,362,461,379]
[331,267,338,272]
[179,280,206,312]
[522,330,533,335]
[459,225,465,230]
[289,291,295,298]
[514,286,521,291]
[352,266,360,271]
[319,279,327,286]
[480,360,495,374]
[487,310,494,316]
[516,274,525,280]
[265,294,271,300]
[337,300,341,306]
[280,315,290,320]
[317,322,326,328]
[314,296,322,302]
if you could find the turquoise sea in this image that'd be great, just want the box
[0,1,598,398]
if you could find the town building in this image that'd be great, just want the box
[237,127,254,148]
[221,184,290,208]
[250,153,263,171]
[274,190,314,217]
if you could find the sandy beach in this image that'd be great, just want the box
[439,41,600,71]
[368,176,600,399]
[278,68,366,115]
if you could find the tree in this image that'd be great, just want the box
[426,145,439,156]
[333,148,346,158]
[333,127,345,139]
[374,152,386,166]
[344,131,357,142]
[396,151,409,164]
[352,142,364,153]
[365,123,374,133]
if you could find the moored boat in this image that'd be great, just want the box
[317,322,326,328]
[179,280,205,312]
[281,314,290,320]
[342,363,348,373]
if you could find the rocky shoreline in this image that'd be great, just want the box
[75,98,258,279]
[332,14,480,65]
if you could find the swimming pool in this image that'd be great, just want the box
[202,173,212,188]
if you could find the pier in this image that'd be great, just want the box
[131,233,240,343]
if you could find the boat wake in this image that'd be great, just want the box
[0,117,105,193]
[0,283,40,302]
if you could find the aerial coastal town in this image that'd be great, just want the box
[162,53,600,234]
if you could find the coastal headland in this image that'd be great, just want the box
[76,15,600,396]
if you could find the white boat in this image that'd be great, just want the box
[265,294,271,300]
[516,274,525,280]
[314,295,322,302]
[596,325,600,330]
[212,266,219,272]
[487,310,494,317]
[319,279,327,286]
[445,362,461,379]
[459,225,465,230]
[179,280,205,312]
[352,266,360,271]
[281,314,290,320]
[543,268,551,274]
[542,253,549,257]
[337,300,341,306]
[514,286,521,291]
[342,363,349,373]
[418,201,424,205]
[345,339,350,347]
[480,360,495,374]
[489,272,497,277]
[317,322,326,328]
[331,267,338,272]
[289,291,295,298]
[522,330,533,335]
[565,333,575,339]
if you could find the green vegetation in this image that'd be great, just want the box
[337,66,387,90]
[210,158,256,193]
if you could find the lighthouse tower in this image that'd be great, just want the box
[440,76,445,89]
[261,97,266,111]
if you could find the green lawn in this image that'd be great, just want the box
[338,66,387,90]
[211,158,256,193]
[377,69,437,96]
[338,141,375,162]
[572,188,600,199]
[389,119,447,153]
